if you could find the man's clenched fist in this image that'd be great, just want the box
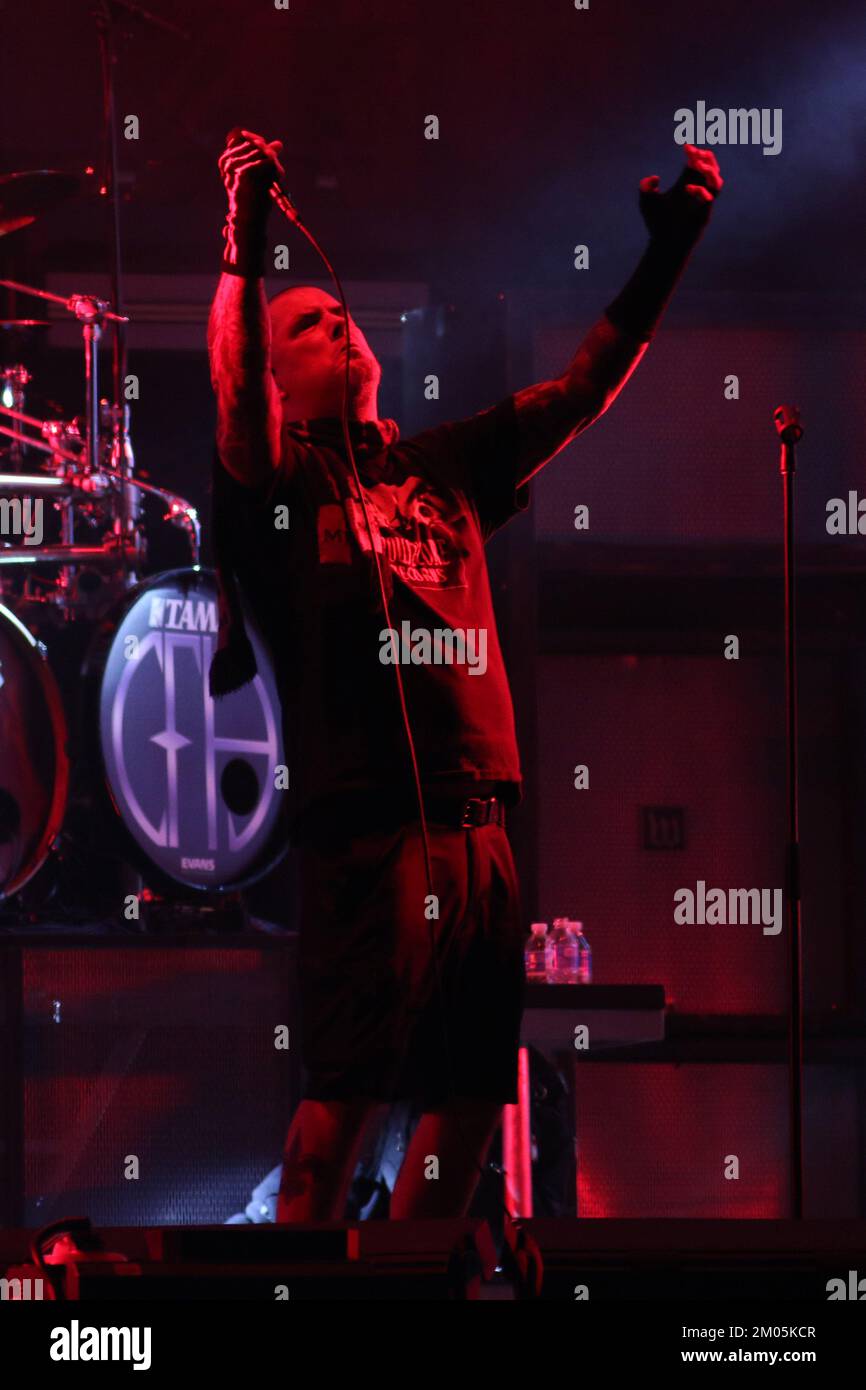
[638,144,723,245]
[218,128,285,276]
[218,128,285,223]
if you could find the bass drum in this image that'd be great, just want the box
[0,601,70,900]
[83,567,288,895]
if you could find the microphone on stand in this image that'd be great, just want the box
[772,400,806,1219]
[773,403,803,448]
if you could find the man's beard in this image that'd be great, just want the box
[345,353,379,401]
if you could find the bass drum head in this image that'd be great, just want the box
[91,567,287,894]
[0,602,69,900]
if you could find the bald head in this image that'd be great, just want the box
[268,285,381,422]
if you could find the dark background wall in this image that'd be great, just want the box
[3,0,865,297]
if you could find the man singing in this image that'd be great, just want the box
[207,129,722,1221]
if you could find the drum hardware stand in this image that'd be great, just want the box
[0,406,83,469]
[0,364,31,467]
[0,275,138,602]
[69,290,142,589]
[0,288,201,578]
[107,399,144,581]
[774,403,805,1220]
[137,889,251,935]
[91,0,190,580]
[0,281,128,454]
[76,299,143,584]
[93,0,191,434]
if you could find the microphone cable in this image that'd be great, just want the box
[269,178,516,1216]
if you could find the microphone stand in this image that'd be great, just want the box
[90,0,190,571]
[774,402,805,1219]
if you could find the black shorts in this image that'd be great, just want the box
[296,818,525,1108]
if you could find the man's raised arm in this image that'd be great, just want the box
[514,145,724,487]
[207,129,285,488]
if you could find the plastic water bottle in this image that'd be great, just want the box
[573,921,592,984]
[524,922,549,982]
[546,917,581,983]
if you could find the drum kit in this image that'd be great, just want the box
[0,170,286,925]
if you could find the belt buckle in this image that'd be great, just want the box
[461,796,498,828]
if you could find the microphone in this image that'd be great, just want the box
[225,127,301,226]
[773,404,803,446]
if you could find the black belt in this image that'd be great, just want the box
[297,788,507,842]
[424,793,506,830]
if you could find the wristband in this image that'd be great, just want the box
[221,212,268,278]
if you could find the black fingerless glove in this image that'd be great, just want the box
[605,168,714,341]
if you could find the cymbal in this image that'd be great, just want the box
[0,170,79,237]
[0,319,50,329]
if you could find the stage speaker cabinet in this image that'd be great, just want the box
[531,324,866,547]
[536,650,851,1014]
[0,939,300,1227]
[570,1061,861,1220]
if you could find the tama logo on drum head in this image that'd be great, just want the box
[92,571,285,894]
[148,595,218,632]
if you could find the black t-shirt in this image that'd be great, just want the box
[218,395,532,837]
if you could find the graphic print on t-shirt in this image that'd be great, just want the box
[325,474,468,589]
